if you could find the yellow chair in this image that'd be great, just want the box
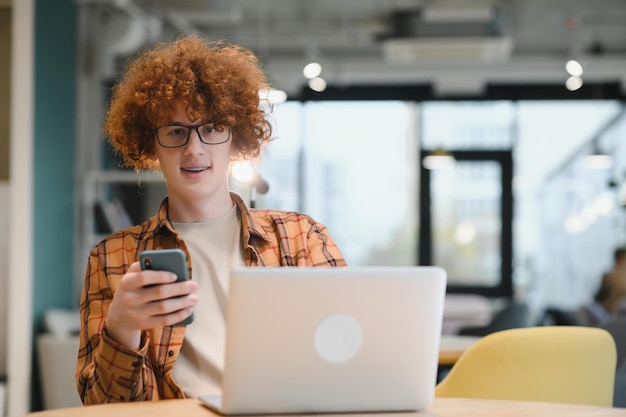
[435,326,617,406]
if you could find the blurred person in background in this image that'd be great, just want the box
[577,247,626,326]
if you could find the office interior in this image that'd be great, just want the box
[2,0,626,414]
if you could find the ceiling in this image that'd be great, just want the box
[86,0,626,96]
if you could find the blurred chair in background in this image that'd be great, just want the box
[536,306,579,326]
[457,302,530,337]
[614,361,626,407]
[600,316,626,369]
[435,326,617,407]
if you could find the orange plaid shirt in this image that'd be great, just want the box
[76,192,346,404]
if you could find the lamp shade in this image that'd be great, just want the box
[423,149,456,170]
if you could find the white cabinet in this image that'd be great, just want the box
[37,335,82,410]
[0,380,4,417]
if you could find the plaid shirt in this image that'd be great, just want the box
[76,192,346,404]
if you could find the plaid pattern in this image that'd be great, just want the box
[76,192,346,404]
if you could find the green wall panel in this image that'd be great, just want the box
[33,0,76,330]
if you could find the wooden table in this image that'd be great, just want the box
[438,334,481,366]
[23,397,626,417]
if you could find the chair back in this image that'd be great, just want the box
[435,326,617,407]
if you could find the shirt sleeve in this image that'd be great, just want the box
[76,245,161,404]
[304,217,348,267]
[258,212,347,267]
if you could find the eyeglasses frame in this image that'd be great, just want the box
[154,123,231,148]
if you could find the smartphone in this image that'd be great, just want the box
[139,248,194,326]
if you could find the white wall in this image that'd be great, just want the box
[0,183,7,379]
[7,0,34,415]
[0,3,9,384]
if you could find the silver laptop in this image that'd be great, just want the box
[200,266,446,415]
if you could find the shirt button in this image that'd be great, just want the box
[132,361,141,367]
[168,350,174,357]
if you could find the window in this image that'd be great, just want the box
[229,98,625,304]
[251,101,419,266]
[420,151,513,297]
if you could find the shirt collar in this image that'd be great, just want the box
[230,191,269,244]
[150,192,269,245]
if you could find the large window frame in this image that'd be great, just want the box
[419,150,514,298]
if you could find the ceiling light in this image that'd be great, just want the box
[583,153,613,170]
[422,149,456,170]
[259,89,288,105]
[594,192,614,216]
[565,76,583,91]
[564,214,586,234]
[565,59,583,77]
[583,145,613,170]
[308,77,327,92]
[303,62,322,79]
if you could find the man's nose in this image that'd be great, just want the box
[184,127,205,151]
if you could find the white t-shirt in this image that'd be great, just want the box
[171,204,245,398]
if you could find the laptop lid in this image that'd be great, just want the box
[202,266,446,415]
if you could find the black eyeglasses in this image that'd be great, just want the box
[154,123,231,148]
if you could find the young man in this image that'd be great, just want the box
[76,34,346,404]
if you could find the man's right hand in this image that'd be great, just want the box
[104,261,198,350]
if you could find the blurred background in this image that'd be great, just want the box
[3,0,626,414]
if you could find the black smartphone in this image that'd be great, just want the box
[139,248,194,326]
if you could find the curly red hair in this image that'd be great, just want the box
[103,34,273,171]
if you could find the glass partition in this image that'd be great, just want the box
[233,98,626,304]
[431,160,502,287]
[253,101,419,266]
